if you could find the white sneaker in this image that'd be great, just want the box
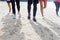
[42,16,45,19]
[16,12,20,19]
[8,12,11,15]
[17,11,20,15]
[18,12,21,18]
[13,15,16,19]
[8,12,13,16]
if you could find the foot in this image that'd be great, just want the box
[18,12,21,18]
[33,18,36,22]
[42,16,45,19]
[56,13,58,16]
[18,12,20,14]
[13,14,16,19]
[28,15,30,20]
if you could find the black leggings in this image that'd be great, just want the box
[11,0,20,15]
[28,2,37,17]
[55,2,60,14]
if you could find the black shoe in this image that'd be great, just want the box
[33,18,36,22]
[28,16,30,20]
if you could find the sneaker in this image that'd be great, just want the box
[56,13,58,16]
[8,12,10,15]
[33,18,36,22]
[8,12,11,15]
[13,15,16,19]
[9,13,13,16]
[18,12,21,18]
[42,16,44,19]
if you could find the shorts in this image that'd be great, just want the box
[40,0,47,2]
[7,1,11,3]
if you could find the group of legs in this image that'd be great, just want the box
[7,0,20,19]
[7,0,47,22]
[27,0,39,22]
[7,0,60,22]
[28,0,47,22]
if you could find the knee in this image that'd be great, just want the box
[28,4,31,8]
[33,4,37,10]
[34,3,37,7]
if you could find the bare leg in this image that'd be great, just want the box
[43,0,47,9]
[40,2,44,16]
[7,3,11,12]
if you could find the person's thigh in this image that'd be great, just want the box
[11,0,15,5]
[33,0,39,4]
[28,0,32,4]
[59,2,60,7]
[15,0,20,3]
[15,0,20,5]
[11,0,15,3]
[55,2,59,8]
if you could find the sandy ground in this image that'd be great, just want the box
[0,1,60,40]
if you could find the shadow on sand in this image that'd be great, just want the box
[43,17,60,36]
[30,20,60,40]
[0,13,25,40]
